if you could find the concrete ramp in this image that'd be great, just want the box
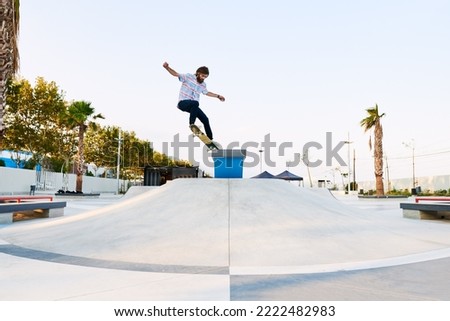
[2,179,450,275]
[120,185,159,200]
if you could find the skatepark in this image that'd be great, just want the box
[1,178,450,301]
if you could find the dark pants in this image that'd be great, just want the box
[177,100,213,139]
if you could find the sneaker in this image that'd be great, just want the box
[211,140,222,150]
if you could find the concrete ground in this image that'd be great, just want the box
[1,179,450,301]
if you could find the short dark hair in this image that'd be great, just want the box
[196,66,209,75]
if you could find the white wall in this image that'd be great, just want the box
[0,167,35,194]
[358,174,450,193]
[0,167,128,195]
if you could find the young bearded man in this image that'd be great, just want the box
[163,62,225,140]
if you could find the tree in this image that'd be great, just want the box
[3,77,67,166]
[84,125,118,175]
[83,125,193,181]
[360,104,385,196]
[0,0,20,143]
[65,100,104,193]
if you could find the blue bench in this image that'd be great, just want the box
[0,201,67,224]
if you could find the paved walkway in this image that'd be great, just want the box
[1,180,450,301]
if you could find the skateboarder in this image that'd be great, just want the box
[163,62,225,141]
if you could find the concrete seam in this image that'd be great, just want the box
[227,179,232,300]
[227,179,231,267]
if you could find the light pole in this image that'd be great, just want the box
[344,133,353,194]
[352,148,356,192]
[385,154,391,193]
[116,130,122,194]
[403,139,416,188]
[302,150,313,187]
[259,149,263,173]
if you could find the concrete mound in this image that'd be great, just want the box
[2,179,450,274]
[120,185,159,200]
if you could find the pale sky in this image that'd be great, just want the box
[18,0,450,184]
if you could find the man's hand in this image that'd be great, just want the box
[218,95,225,102]
[163,62,179,77]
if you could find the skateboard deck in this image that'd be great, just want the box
[190,124,220,150]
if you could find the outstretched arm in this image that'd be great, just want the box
[163,62,179,77]
[206,91,226,102]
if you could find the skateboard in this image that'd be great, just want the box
[190,124,220,150]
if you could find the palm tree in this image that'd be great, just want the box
[360,104,385,196]
[66,101,104,193]
[0,0,20,143]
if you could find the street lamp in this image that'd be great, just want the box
[259,149,263,173]
[402,139,416,188]
[352,148,356,192]
[344,133,353,194]
[302,150,313,188]
[115,130,123,194]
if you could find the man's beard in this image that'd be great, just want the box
[196,76,204,83]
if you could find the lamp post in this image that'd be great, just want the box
[344,133,353,194]
[259,149,263,173]
[352,148,356,192]
[403,139,416,188]
[302,151,313,188]
[116,130,122,194]
[385,154,391,193]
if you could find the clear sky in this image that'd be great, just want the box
[18,0,450,185]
